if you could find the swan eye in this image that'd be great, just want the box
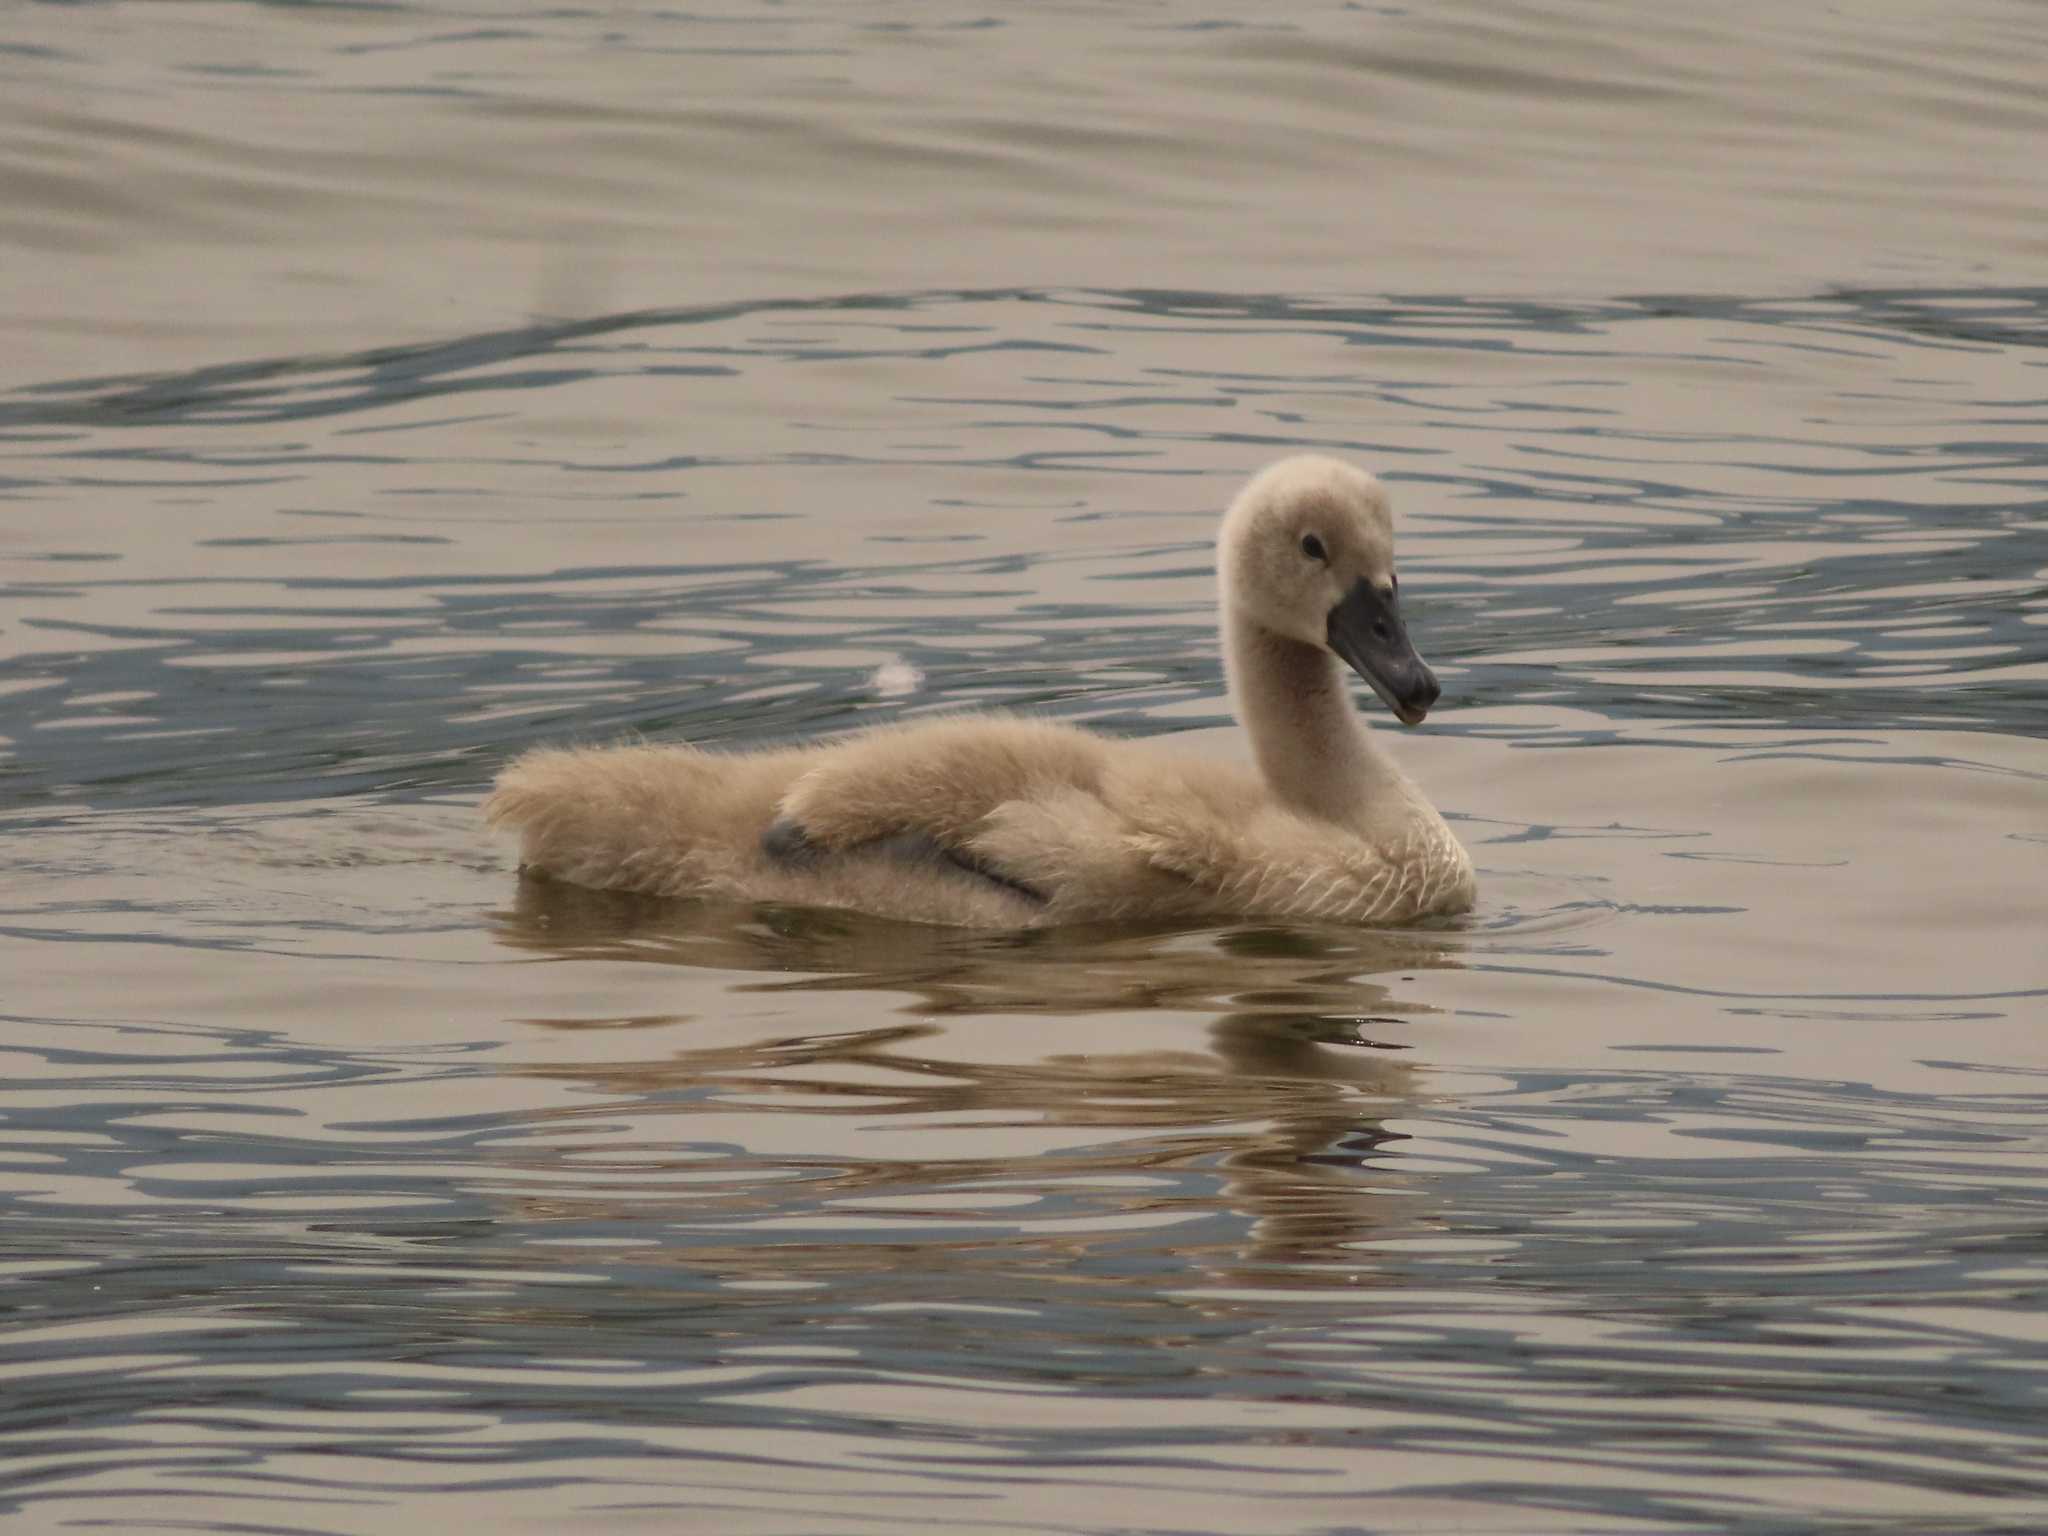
[1299,533,1328,563]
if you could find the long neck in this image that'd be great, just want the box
[1225,607,1418,835]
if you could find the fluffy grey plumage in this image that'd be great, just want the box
[486,456,1476,927]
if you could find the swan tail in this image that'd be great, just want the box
[485,742,760,898]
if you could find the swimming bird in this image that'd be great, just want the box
[486,455,1476,927]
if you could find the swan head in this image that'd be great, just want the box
[1219,455,1441,726]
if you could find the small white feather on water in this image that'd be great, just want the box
[868,658,924,698]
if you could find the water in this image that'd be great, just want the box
[3,4,2047,1534]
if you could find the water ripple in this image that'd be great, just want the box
[1,287,2043,815]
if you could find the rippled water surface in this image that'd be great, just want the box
[3,2,2047,1533]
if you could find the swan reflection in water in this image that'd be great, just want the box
[489,880,1466,1286]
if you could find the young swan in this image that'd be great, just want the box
[486,456,1476,927]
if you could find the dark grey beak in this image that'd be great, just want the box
[1325,578,1440,726]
